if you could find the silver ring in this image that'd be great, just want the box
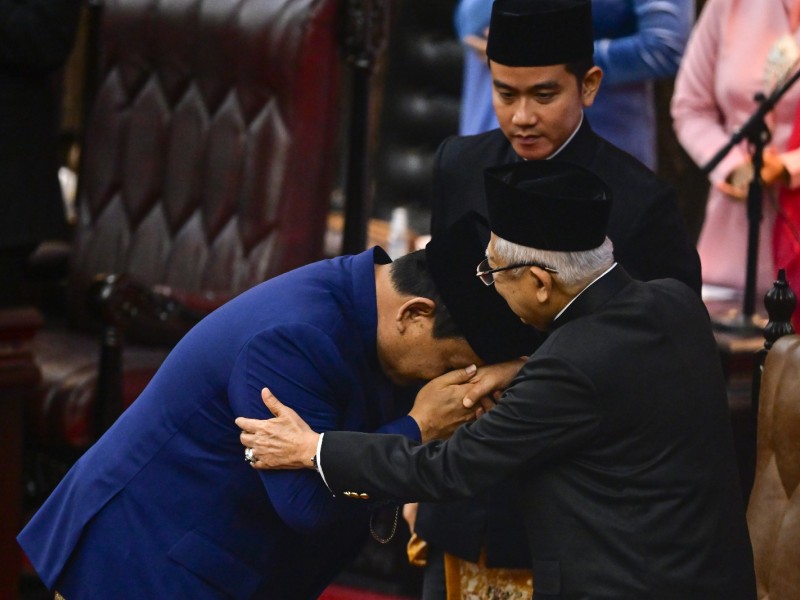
[244,447,256,464]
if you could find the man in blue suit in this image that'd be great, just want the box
[18,214,536,599]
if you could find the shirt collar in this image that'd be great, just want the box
[553,261,617,321]
[547,112,584,160]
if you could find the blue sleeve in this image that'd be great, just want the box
[229,324,363,534]
[593,0,694,85]
[454,0,492,39]
[228,323,417,533]
[376,414,421,439]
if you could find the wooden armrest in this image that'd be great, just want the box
[90,274,212,346]
[88,275,229,435]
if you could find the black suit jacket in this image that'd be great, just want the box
[321,268,756,600]
[431,122,701,293]
[418,120,704,567]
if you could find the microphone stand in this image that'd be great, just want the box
[702,64,800,333]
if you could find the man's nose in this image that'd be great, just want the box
[511,99,537,126]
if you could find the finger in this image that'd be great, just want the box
[465,392,494,409]
[434,364,478,388]
[477,396,496,412]
[468,373,507,404]
[239,430,258,445]
[261,387,284,416]
[235,417,262,433]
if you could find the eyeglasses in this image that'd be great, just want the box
[475,257,558,286]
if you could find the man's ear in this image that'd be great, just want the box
[396,297,437,333]
[580,66,603,107]
[528,266,554,304]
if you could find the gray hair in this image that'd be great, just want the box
[492,235,615,289]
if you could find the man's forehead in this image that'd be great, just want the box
[491,65,575,92]
[489,60,571,79]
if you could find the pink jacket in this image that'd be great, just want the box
[672,0,800,292]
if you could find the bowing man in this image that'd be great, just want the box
[17,213,536,599]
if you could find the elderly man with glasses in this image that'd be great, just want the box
[238,160,756,600]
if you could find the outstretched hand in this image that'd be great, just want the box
[235,388,320,470]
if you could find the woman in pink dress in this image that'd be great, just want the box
[672,0,800,297]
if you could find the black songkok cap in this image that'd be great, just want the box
[426,212,539,363]
[486,0,594,67]
[485,161,612,251]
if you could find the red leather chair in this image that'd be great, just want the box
[26,0,345,494]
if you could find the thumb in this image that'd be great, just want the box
[436,364,478,387]
[261,387,284,416]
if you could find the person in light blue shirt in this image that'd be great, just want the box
[589,0,694,169]
[454,0,694,169]
[455,0,498,135]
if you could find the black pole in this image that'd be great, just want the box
[342,60,372,255]
[341,0,388,255]
[742,115,771,320]
[73,0,104,212]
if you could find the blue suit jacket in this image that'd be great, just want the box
[18,248,418,599]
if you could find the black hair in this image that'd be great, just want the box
[564,56,596,85]
[389,250,464,340]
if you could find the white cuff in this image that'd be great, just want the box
[316,433,333,494]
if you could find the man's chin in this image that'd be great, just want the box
[511,141,551,161]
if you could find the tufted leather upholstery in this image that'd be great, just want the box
[28,0,344,451]
[68,0,341,321]
[747,334,800,600]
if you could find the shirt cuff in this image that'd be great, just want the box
[316,433,333,493]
